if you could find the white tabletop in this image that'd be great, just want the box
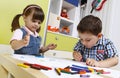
[12,54,120,78]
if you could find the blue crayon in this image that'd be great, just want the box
[71,67,90,72]
[72,64,88,69]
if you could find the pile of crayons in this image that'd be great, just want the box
[17,62,52,70]
[54,64,110,77]
[17,63,110,77]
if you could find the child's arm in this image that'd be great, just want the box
[86,57,119,67]
[73,51,82,62]
[10,34,30,50]
[98,57,118,67]
[40,43,57,52]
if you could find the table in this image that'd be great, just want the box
[0,54,120,78]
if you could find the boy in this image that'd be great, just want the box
[73,15,118,67]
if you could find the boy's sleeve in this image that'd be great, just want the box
[73,40,82,52]
[105,40,119,58]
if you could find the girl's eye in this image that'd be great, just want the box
[38,22,41,24]
[32,20,41,24]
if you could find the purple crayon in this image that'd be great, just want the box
[80,74,90,78]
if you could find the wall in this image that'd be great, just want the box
[108,0,120,56]
[0,0,49,45]
[107,0,120,68]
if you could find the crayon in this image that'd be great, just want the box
[61,70,71,74]
[55,68,61,75]
[24,62,32,66]
[72,64,88,69]
[24,63,52,70]
[80,74,90,77]
[71,67,90,72]
[31,64,41,70]
[79,70,86,74]
[88,67,95,73]
[71,71,78,75]
[102,72,110,74]
[17,63,29,68]
[96,69,104,74]
[97,72,101,75]
[33,64,52,70]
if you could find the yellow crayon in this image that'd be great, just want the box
[17,63,29,68]
[55,68,61,75]
[88,67,94,73]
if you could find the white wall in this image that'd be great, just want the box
[108,0,120,55]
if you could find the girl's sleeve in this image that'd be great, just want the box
[10,29,23,42]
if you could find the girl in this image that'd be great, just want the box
[10,4,57,55]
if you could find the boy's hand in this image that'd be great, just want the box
[86,58,99,67]
[47,43,57,50]
[22,34,30,46]
[73,51,82,62]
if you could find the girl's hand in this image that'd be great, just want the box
[40,44,57,53]
[73,51,82,62]
[86,58,99,67]
[47,43,57,50]
[22,34,30,46]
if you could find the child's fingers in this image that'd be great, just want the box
[51,43,57,46]
[73,52,78,58]
[54,44,57,47]
[86,59,95,66]
[52,44,57,47]
[89,61,94,66]
[73,52,82,61]
[48,44,57,50]
[24,35,30,41]
[86,58,91,65]
[23,34,30,46]
[73,52,81,58]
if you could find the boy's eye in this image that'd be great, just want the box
[80,39,83,41]
[86,39,91,42]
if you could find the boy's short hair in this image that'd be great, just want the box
[77,15,102,36]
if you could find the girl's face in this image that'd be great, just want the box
[79,32,101,48]
[23,12,41,33]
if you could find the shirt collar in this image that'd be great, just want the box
[95,35,105,46]
[23,26,39,37]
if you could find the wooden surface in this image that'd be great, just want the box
[0,65,8,78]
[0,54,48,78]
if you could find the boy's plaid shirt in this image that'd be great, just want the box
[74,36,118,62]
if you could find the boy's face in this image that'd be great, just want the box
[79,32,101,48]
